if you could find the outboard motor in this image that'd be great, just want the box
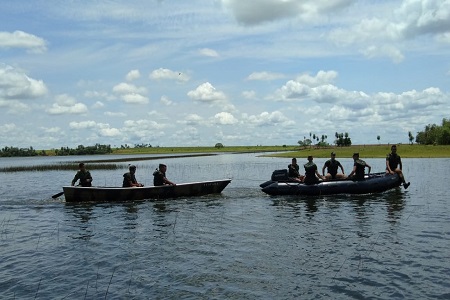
[271,169,289,181]
[261,169,289,188]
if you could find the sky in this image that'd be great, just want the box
[1,0,449,149]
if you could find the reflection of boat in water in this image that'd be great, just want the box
[63,179,231,202]
[260,170,402,196]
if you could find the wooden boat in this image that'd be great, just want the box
[260,170,402,196]
[62,179,232,202]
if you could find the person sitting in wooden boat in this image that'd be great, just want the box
[288,158,304,182]
[153,164,176,186]
[386,144,410,189]
[71,163,92,187]
[303,156,324,185]
[347,153,371,181]
[322,152,346,180]
[123,165,144,187]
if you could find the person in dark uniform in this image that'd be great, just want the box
[386,144,410,189]
[322,152,345,180]
[347,153,371,180]
[153,164,176,186]
[303,156,324,185]
[123,165,144,187]
[71,163,92,187]
[288,158,304,182]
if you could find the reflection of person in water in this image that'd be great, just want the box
[384,189,406,221]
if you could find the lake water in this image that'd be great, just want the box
[1,153,449,299]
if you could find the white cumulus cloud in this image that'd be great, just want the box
[150,68,189,82]
[126,69,141,81]
[214,112,238,125]
[0,64,48,100]
[0,30,47,53]
[199,48,219,57]
[47,94,88,115]
[187,82,227,103]
[112,82,149,104]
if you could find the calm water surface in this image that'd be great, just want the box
[0,153,449,299]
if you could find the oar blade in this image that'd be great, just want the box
[52,191,64,199]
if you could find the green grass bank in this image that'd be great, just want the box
[262,144,450,158]
[111,144,449,158]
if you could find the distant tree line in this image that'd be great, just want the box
[134,143,152,148]
[1,146,43,157]
[415,118,450,145]
[55,144,113,156]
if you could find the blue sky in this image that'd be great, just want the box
[1,0,449,149]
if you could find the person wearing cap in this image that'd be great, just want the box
[303,156,325,185]
[71,162,93,187]
[386,144,410,189]
[153,164,176,186]
[288,158,304,182]
[123,165,144,187]
[322,152,345,180]
[347,153,371,180]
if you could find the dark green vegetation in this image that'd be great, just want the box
[298,132,352,148]
[0,144,113,157]
[0,146,43,157]
[54,144,113,155]
[415,118,450,145]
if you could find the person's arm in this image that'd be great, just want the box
[131,178,143,187]
[164,177,176,185]
[339,162,345,174]
[386,158,394,174]
[86,171,93,184]
[366,164,371,174]
[125,174,142,187]
[71,172,79,186]
[322,163,326,176]
[399,157,403,171]
[348,165,356,178]
[315,169,324,180]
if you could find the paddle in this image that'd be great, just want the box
[52,191,64,199]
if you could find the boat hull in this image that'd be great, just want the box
[63,179,231,202]
[261,173,402,196]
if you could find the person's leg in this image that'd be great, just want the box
[396,169,410,188]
